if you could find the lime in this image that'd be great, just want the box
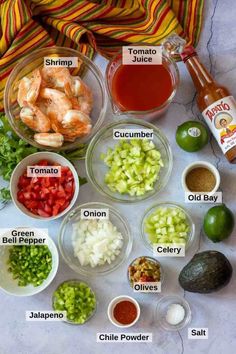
[203,204,235,242]
[176,121,209,152]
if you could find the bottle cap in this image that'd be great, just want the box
[180,45,197,62]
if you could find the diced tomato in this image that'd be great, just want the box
[61,166,69,174]
[42,177,50,187]
[44,204,52,214]
[50,187,58,196]
[64,181,73,193]
[58,176,66,184]
[52,204,60,216]
[60,200,70,212]
[37,160,48,166]
[33,184,40,191]
[49,177,57,185]
[24,201,38,209]
[18,175,30,188]
[57,185,66,198]
[17,191,25,203]
[38,209,51,217]
[17,160,75,218]
[37,201,44,210]
[23,192,31,200]
[31,177,39,184]
[48,196,54,206]
[55,198,66,206]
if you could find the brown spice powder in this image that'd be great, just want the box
[186,167,216,192]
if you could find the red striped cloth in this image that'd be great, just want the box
[0,0,204,110]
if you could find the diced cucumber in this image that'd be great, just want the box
[101,139,164,197]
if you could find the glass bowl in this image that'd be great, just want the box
[105,48,179,120]
[127,256,164,290]
[141,202,195,253]
[52,279,97,325]
[155,295,191,331]
[4,47,107,151]
[0,232,59,297]
[58,202,132,276]
[10,152,79,220]
[85,119,173,203]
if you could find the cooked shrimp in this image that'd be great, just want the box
[39,88,72,122]
[20,103,51,132]
[51,110,92,141]
[41,67,73,96]
[17,69,41,107]
[70,77,93,115]
[34,132,64,147]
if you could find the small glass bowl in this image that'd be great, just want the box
[4,47,107,151]
[58,202,132,276]
[127,256,164,289]
[105,48,179,120]
[155,295,191,331]
[52,279,97,325]
[86,119,173,203]
[141,202,195,253]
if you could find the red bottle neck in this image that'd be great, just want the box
[181,45,215,92]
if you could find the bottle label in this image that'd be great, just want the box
[202,96,236,153]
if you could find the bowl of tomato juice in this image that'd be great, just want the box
[106,50,179,120]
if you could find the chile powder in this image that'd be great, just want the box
[113,300,137,325]
[111,64,173,111]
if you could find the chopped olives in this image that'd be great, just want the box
[128,256,161,286]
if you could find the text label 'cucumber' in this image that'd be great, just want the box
[113,129,153,140]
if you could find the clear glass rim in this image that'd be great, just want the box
[127,255,165,289]
[52,279,97,325]
[85,119,173,203]
[4,46,108,151]
[58,202,133,276]
[155,294,192,331]
[141,201,196,253]
[105,46,180,115]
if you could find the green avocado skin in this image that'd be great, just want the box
[203,204,235,242]
[179,251,233,293]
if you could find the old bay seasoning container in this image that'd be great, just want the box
[181,46,236,163]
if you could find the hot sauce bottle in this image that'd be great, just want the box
[180,46,236,163]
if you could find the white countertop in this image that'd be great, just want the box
[1,1,236,353]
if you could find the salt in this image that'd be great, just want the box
[166,303,185,325]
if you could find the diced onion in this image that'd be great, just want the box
[72,219,124,267]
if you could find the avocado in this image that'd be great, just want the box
[179,250,233,293]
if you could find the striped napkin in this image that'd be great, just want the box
[0,0,204,110]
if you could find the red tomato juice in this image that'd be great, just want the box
[111,64,173,112]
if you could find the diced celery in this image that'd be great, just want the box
[145,206,190,245]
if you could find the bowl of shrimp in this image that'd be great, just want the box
[4,47,108,151]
